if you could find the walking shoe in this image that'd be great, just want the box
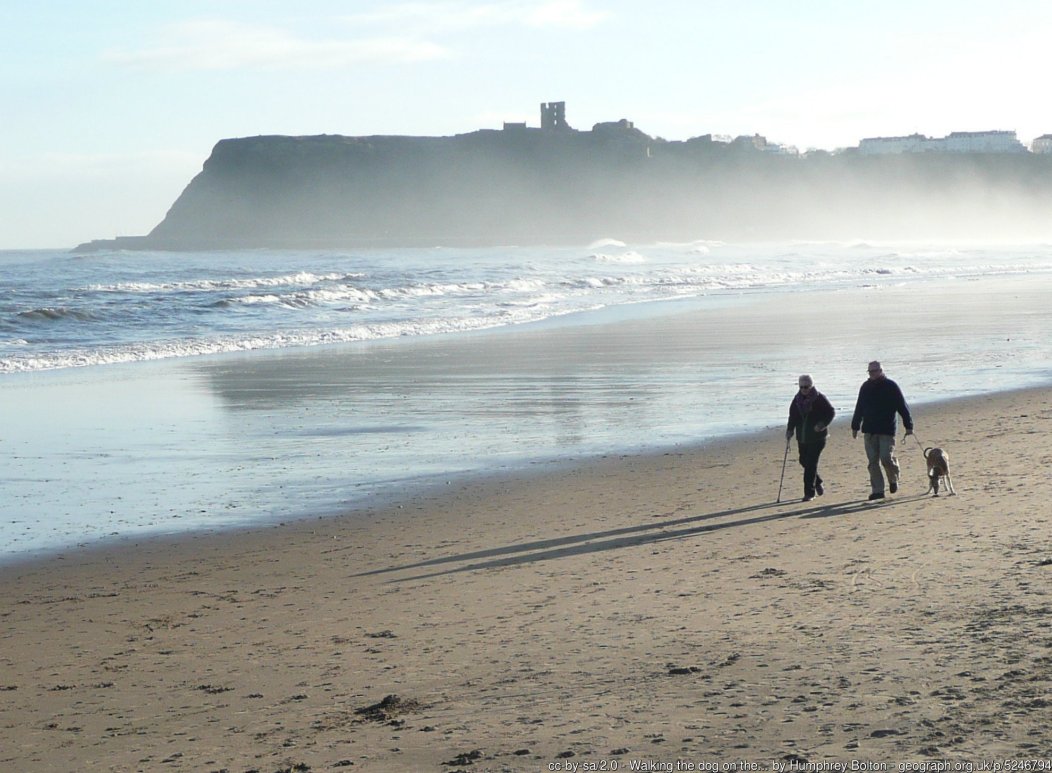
[868,492,885,501]
[816,481,824,496]
[889,479,898,494]
[802,495,815,502]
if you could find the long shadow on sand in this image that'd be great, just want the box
[363,494,927,583]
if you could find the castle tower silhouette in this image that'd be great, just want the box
[540,102,570,130]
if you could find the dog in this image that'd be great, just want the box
[923,447,956,496]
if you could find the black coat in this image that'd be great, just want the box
[850,376,913,436]
[787,390,836,444]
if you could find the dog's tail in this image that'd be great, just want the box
[923,447,933,459]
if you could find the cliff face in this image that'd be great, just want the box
[77,125,1052,251]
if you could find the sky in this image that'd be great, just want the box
[3,0,1052,249]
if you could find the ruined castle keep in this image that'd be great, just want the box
[540,101,570,131]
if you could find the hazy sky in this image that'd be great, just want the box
[4,0,1052,249]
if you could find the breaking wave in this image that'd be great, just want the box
[4,240,1052,373]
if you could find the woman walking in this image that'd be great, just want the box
[785,374,836,502]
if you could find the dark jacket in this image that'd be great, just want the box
[851,376,913,436]
[787,390,836,444]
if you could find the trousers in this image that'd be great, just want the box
[797,438,826,498]
[864,433,899,493]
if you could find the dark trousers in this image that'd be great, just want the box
[797,438,826,497]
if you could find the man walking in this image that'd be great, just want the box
[851,361,913,500]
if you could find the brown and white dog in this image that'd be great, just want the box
[923,447,956,496]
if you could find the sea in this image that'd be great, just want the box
[2,239,1052,562]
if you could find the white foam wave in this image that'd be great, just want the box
[587,238,627,249]
[497,293,563,308]
[592,251,646,264]
[0,305,583,373]
[223,278,552,310]
[9,243,1052,376]
[228,286,380,308]
[503,278,547,292]
[378,283,479,299]
[84,271,364,293]
[655,239,725,251]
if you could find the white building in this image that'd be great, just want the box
[1031,134,1052,154]
[858,134,929,154]
[859,130,1027,155]
[935,131,1026,153]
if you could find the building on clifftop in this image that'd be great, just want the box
[540,101,571,130]
[1031,134,1052,153]
[859,130,1027,154]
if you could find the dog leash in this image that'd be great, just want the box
[903,431,927,456]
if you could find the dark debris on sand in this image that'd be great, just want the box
[443,749,484,766]
[354,694,426,723]
[667,665,702,676]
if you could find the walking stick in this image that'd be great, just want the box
[777,435,791,503]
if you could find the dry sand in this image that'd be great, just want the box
[2,388,1051,771]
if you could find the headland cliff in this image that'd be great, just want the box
[76,120,1052,251]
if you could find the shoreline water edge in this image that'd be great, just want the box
[3,251,1052,562]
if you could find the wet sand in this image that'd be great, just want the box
[2,387,1051,770]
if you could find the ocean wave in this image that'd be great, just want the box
[216,278,551,311]
[83,271,365,294]
[655,239,725,252]
[587,238,627,249]
[592,251,647,264]
[224,286,380,308]
[497,293,564,308]
[0,306,574,373]
[378,278,549,298]
[16,307,97,322]
[8,242,1052,375]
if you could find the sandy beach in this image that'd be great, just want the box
[2,385,1051,771]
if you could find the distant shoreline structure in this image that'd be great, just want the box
[508,101,1050,157]
[859,130,1031,155]
[75,102,1052,252]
